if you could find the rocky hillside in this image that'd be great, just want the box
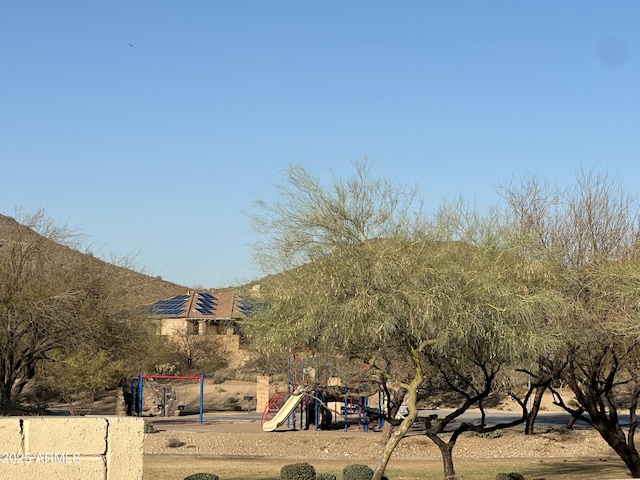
[0,212,188,305]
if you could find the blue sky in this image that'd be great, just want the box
[1,2,639,289]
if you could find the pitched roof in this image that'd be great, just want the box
[147,291,253,320]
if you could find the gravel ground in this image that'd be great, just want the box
[144,383,619,462]
[143,416,617,461]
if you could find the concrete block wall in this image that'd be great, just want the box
[256,375,270,414]
[0,416,144,480]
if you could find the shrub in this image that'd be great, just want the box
[280,462,316,480]
[166,437,186,448]
[495,473,525,480]
[224,396,243,411]
[211,368,236,384]
[472,429,503,438]
[144,420,158,434]
[343,464,374,480]
[184,474,220,480]
[316,474,337,480]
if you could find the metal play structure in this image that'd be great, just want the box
[261,352,385,432]
[261,382,385,432]
[130,374,205,424]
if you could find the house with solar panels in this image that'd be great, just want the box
[147,291,254,365]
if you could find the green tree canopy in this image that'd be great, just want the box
[246,161,565,479]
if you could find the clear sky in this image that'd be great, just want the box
[1,2,639,289]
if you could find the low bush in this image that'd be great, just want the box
[166,437,186,448]
[280,462,316,480]
[184,474,220,480]
[143,420,158,434]
[472,429,503,439]
[343,464,374,480]
[316,473,337,480]
[210,368,236,384]
[495,473,525,480]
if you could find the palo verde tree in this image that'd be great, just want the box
[503,169,640,477]
[407,211,566,479]
[246,161,564,480]
[44,349,124,415]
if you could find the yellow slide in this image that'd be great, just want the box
[262,392,306,432]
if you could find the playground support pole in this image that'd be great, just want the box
[199,374,204,424]
[362,396,369,432]
[378,388,384,430]
[130,379,135,416]
[315,385,320,431]
[344,385,349,432]
[137,374,144,417]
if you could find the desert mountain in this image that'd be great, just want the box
[0,213,189,305]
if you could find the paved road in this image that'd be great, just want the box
[133,406,633,433]
[415,408,630,429]
[163,408,630,430]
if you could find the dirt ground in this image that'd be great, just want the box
[132,380,640,479]
[142,381,617,462]
[144,412,617,461]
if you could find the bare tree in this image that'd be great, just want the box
[503,169,640,477]
[0,210,157,408]
[0,210,88,405]
[163,328,229,375]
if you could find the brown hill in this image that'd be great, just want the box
[0,212,189,305]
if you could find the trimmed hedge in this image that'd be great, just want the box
[280,462,316,480]
[316,474,337,480]
[184,474,220,480]
[343,464,374,480]
[495,474,525,480]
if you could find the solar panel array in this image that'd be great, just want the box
[149,294,189,317]
[194,292,217,315]
[236,298,257,316]
[148,292,258,319]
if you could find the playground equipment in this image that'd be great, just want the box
[261,383,383,432]
[260,352,385,432]
[262,387,307,432]
[130,374,205,424]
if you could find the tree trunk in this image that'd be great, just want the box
[0,385,11,407]
[594,422,640,477]
[622,449,640,478]
[372,412,417,480]
[425,429,458,480]
[525,384,548,435]
[566,407,584,429]
[0,358,36,408]
[380,418,394,442]
[372,352,424,480]
[607,434,640,477]
[0,373,15,407]
[438,442,456,479]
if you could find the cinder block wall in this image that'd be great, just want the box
[0,416,144,480]
[256,375,270,414]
